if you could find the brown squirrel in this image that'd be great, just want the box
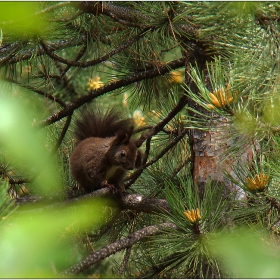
[70,107,143,193]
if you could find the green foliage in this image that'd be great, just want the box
[0,81,62,195]
[0,2,47,39]
[211,227,280,278]
[0,82,119,277]
[2,1,280,278]
[0,196,116,277]
[138,175,233,278]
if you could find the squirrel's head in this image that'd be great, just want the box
[110,128,143,170]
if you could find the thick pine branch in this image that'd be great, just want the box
[80,2,151,29]
[38,57,186,127]
[16,188,171,215]
[120,193,170,213]
[61,222,178,276]
[0,2,200,67]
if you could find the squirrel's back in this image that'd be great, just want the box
[74,107,135,144]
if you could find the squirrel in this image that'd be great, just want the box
[70,107,143,193]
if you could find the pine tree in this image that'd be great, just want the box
[1,1,280,278]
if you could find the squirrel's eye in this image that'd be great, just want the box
[120,151,126,157]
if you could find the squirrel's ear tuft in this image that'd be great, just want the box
[114,126,133,145]
[135,150,143,168]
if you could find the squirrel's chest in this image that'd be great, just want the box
[105,165,119,180]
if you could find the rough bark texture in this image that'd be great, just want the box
[61,222,178,276]
[192,116,253,199]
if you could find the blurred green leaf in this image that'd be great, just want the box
[0,196,117,277]
[0,2,47,38]
[0,81,63,195]
[211,228,280,278]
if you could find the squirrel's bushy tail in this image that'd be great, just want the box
[73,107,135,143]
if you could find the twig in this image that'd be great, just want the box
[0,42,19,55]
[125,94,189,185]
[0,170,28,187]
[138,251,183,278]
[3,37,85,65]
[172,160,188,176]
[118,247,131,275]
[35,1,73,16]
[59,44,87,78]
[47,11,83,23]
[53,60,80,99]
[125,128,189,187]
[61,222,178,276]
[124,137,151,188]
[144,137,151,164]
[136,94,188,147]
[133,125,153,134]
[4,78,66,107]
[39,27,151,68]
[0,43,22,64]
[80,2,151,29]
[52,113,73,152]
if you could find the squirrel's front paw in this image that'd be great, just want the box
[102,181,119,194]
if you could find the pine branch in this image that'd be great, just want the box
[120,193,170,213]
[125,128,189,187]
[1,38,85,65]
[124,137,151,188]
[136,95,188,147]
[16,188,170,214]
[58,44,87,78]
[0,170,28,186]
[118,247,131,275]
[0,2,201,67]
[38,57,186,127]
[139,252,183,278]
[80,2,151,29]
[53,60,81,99]
[0,42,20,55]
[39,27,151,68]
[52,114,73,152]
[61,222,178,276]
[0,43,22,64]
[35,1,73,15]
[4,78,67,107]
[16,187,111,209]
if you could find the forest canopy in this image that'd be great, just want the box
[1,1,280,278]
